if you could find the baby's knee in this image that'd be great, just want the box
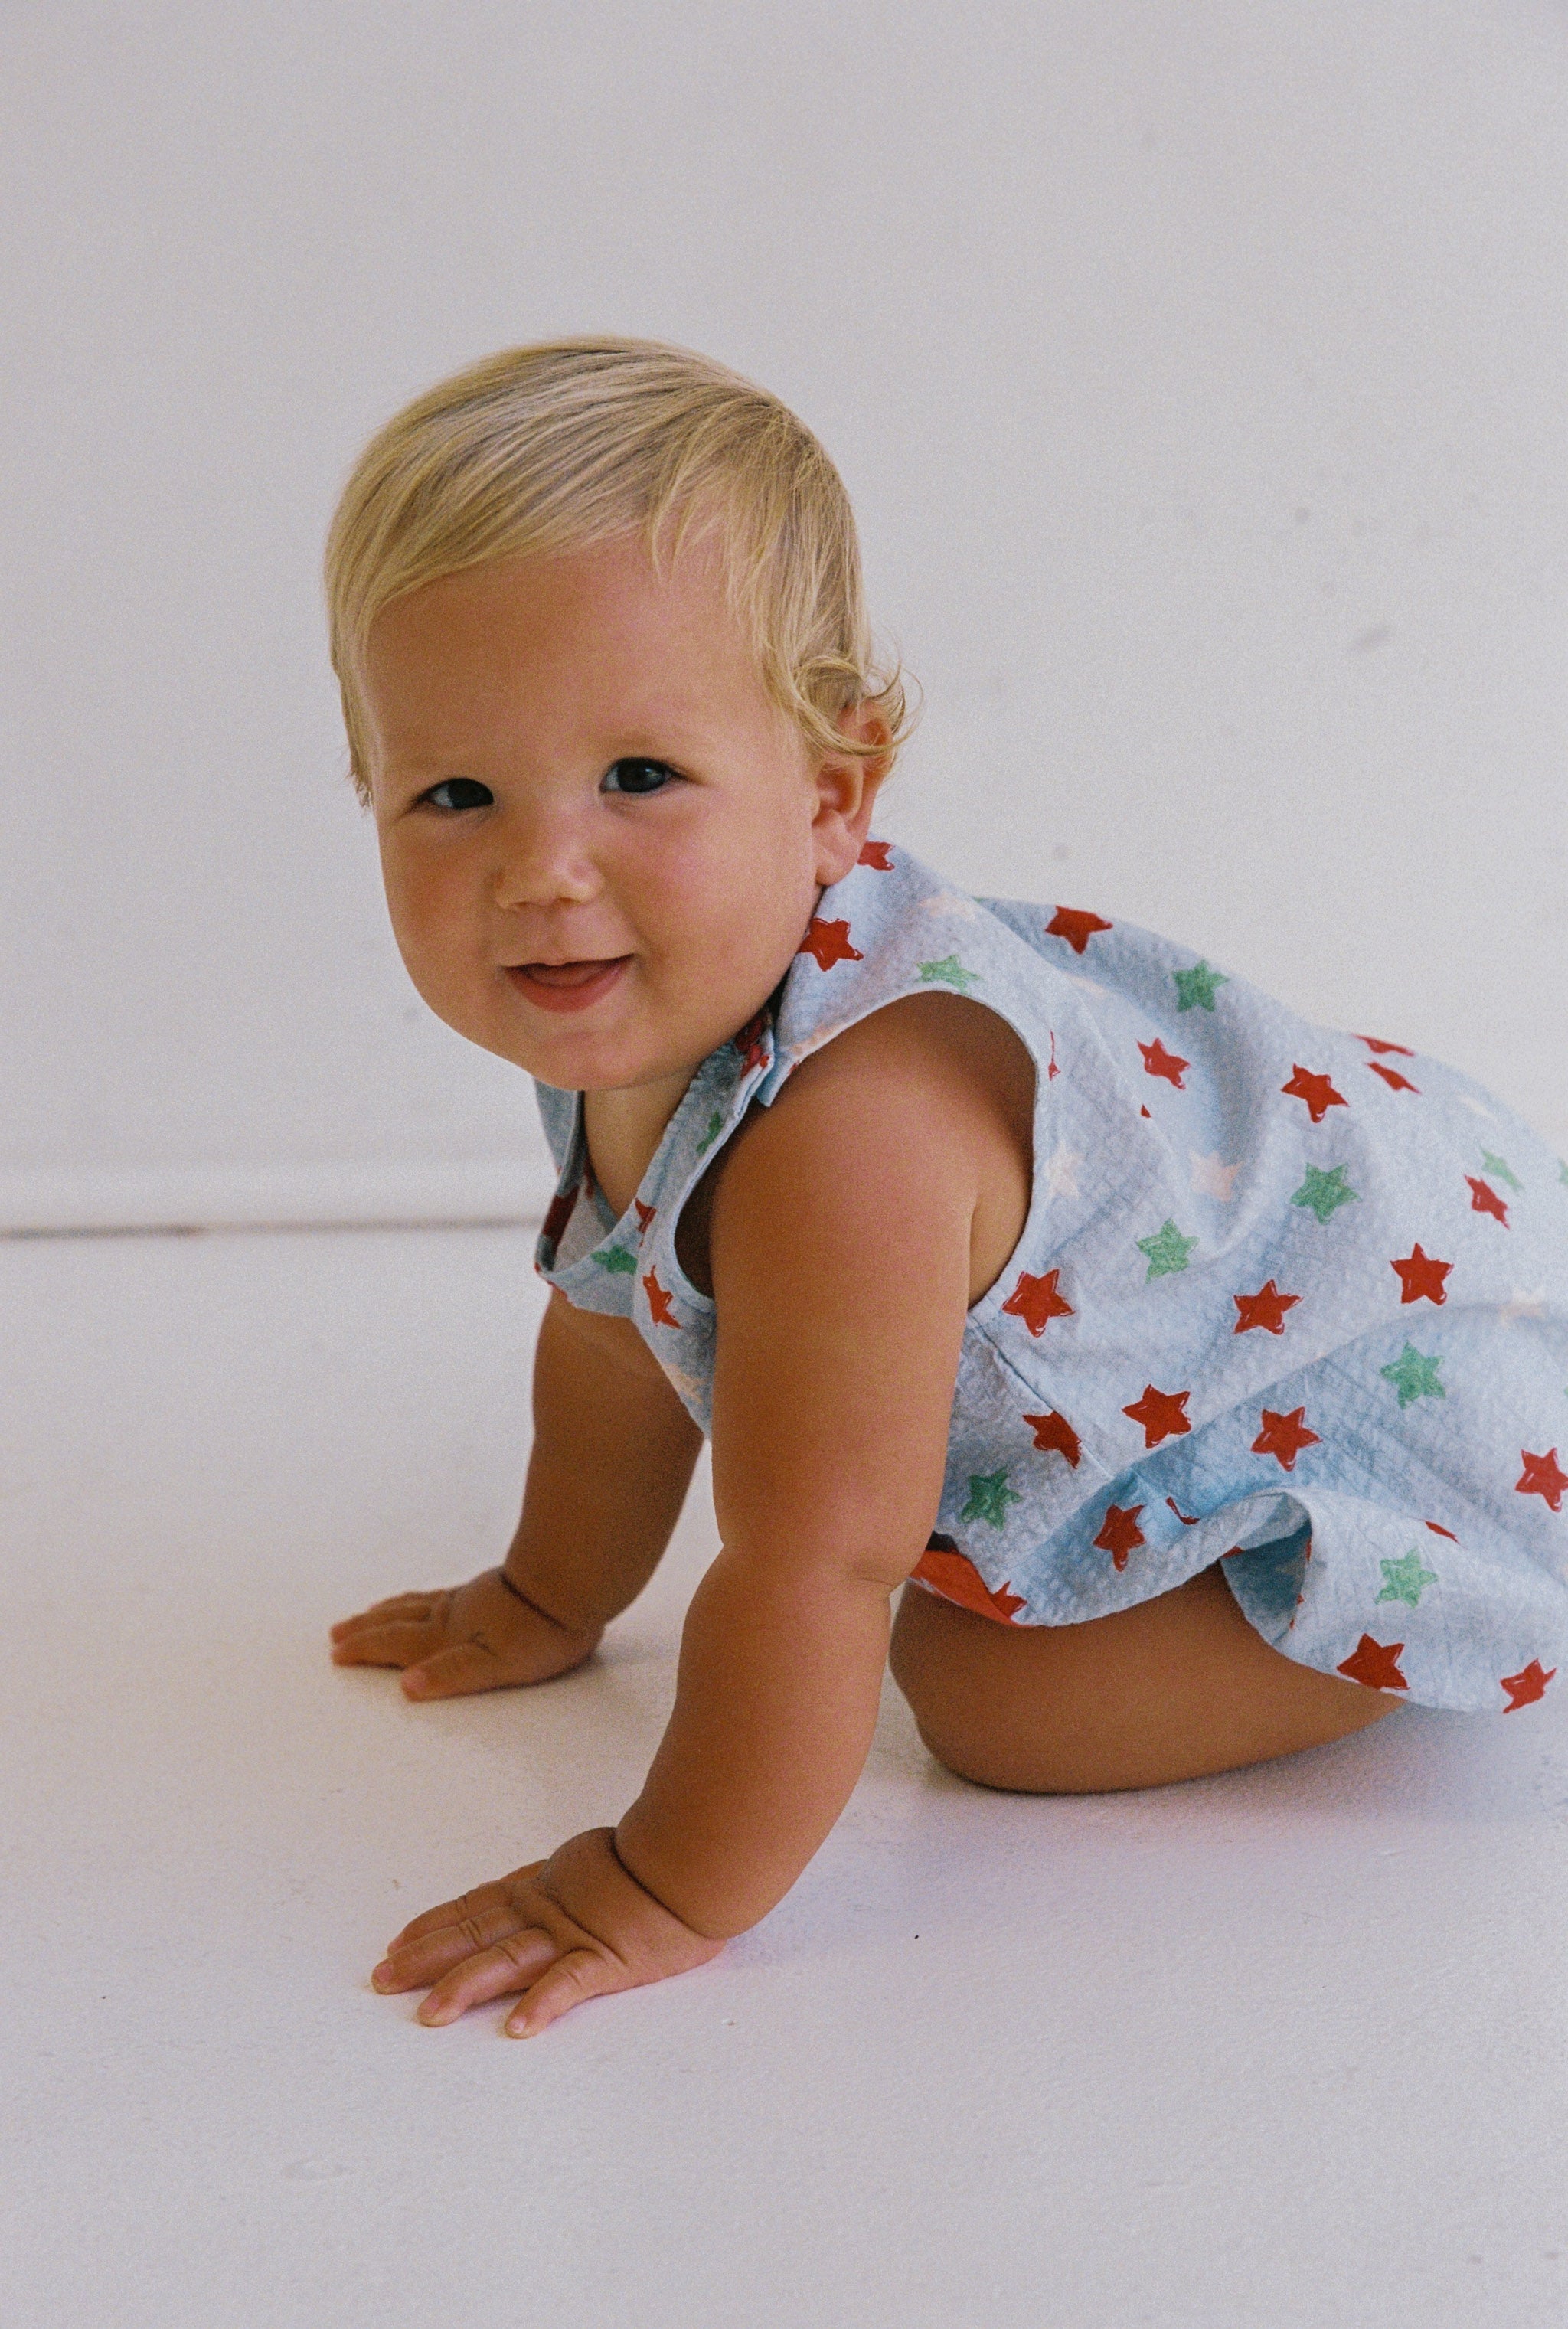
[892,1569,1403,1793]
[910,1711,1034,1792]
[889,1584,1063,1792]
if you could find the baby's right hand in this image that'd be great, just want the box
[328,1570,602,1700]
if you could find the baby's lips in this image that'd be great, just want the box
[505,955,632,1014]
[516,957,627,988]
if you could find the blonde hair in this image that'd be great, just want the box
[323,336,916,802]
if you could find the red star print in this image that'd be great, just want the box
[1139,1037,1190,1089]
[1002,1267,1075,1336]
[1368,1062,1420,1094]
[1166,1498,1200,1525]
[633,1199,656,1238]
[1046,906,1113,954]
[858,840,893,870]
[1336,1634,1409,1691]
[1252,1406,1322,1471]
[1233,1279,1301,1335]
[1357,1034,1415,1057]
[1425,1521,1459,1542]
[642,1269,678,1328]
[1465,1175,1509,1227]
[912,1540,1024,1622]
[799,917,864,971]
[1282,1065,1348,1124]
[1391,1245,1452,1305]
[1500,1658,1557,1711]
[1517,1448,1568,1513]
[1094,1503,1146,1571]
[1140,1105,1152,1118]
[1023,1409,1082,1466]
[1122,1383,1193,1449]
[1047,1030,1060,1080]
[732,1012,770,1071]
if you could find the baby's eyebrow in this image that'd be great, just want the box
[386,751,514,790]
[377,749,452,779]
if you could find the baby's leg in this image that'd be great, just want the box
[888,1565,1395,1793]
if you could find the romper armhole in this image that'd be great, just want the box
[756,986,1047,1317]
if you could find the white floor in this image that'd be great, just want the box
[5,1227,1566,2329]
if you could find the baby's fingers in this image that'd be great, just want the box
[329,1616,445,1669]
[505,1947,622,2039]
[413,1930,560,2025]
[376,1903,523,1989]
[382,1865,547,1955]
[329,1592,443,1642]
[400,1639,505,1699]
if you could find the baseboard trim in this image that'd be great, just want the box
[0,1158,559,1236]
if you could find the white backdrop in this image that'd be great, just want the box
[3,0,1565,1231]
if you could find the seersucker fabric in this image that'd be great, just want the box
[532,838,1568,1713]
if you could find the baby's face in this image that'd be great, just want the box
[361,534,877,1095]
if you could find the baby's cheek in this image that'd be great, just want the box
[381,853,488,1024]
[689,838,813,965]
[671,882,798,1014]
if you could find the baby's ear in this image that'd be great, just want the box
[810,704,893,885]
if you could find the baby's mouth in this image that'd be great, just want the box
[515,959,624,988]
[505,955,632,1012]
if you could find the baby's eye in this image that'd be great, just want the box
[420,778,494,812]
[601,758,680,797]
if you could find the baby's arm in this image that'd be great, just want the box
[372,1000,1003,2028]
[329,1289,704,1697]
[615,1028,981,1935]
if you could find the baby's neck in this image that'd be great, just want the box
[583,1069,697,1219]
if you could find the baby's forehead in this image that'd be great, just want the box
[367,554,789,764]
[387,532,748,661]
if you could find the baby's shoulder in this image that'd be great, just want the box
[678,990,1034,1308]
[758,985,1031,1171]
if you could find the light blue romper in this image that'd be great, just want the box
[533,839,1568,1714]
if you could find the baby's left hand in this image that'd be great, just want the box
[369,1828,724,2037]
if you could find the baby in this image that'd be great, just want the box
[326,338,1568,2038]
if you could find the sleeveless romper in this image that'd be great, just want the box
[532,838,1568,1716]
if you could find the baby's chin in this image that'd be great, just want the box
[495,1000,717,1095]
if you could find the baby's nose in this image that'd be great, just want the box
[492,809,599,911]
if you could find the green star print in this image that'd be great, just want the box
[962,1468,1023,1528]
[591,1246,637,1274]
[1136,1220,1198,1280]
[1377,1550,1438,1607]
[695,1109,724,1155]
[1481,1151,1523,1193]
[1291,1164,1360,1224]
[1380,1343,1446,1408]
[918,955,982,994]
[1173,959,1228,1011]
